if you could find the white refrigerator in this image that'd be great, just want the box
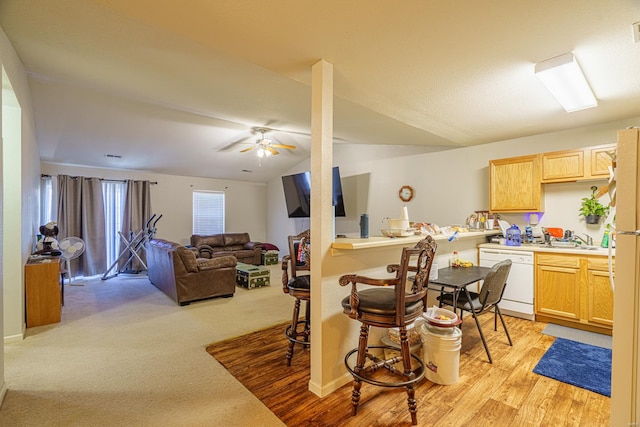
[611,127,640,426]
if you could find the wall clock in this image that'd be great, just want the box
[399,185,415,202]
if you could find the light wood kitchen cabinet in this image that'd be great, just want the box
[535,252,613,334]
[588,143,617,178]
[489,154,544,212]
[586,257,614,328]
[541,149,584,182]
[541,143,616,183]
[535,253,581,321]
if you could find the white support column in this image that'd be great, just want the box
[309,59,334,396]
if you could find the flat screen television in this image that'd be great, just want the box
[282,166,346,218]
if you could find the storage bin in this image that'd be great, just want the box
[236,263,271,289]
[261,250,279,265]
[420,323,462,385]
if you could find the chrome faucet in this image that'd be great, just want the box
[574,233,594,246]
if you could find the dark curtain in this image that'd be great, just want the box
[57,175,107,276]
[117,180,152,271]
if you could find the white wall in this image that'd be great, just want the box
[0,24,42,407]
[40,163,268,246]
[267,117,640,253]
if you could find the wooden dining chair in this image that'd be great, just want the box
[437,259,513,363]
[339,236,437,425]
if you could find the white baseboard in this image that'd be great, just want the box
[4,331,24,343]
[308,371,352,397]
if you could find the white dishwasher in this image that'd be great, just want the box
[479,248,534,320]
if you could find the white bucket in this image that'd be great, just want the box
[420,323,462,385]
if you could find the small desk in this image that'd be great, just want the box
[25,257,62,327]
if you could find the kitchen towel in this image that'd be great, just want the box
[533,337,611,397]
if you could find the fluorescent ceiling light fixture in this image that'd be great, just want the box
[535,53,597,112]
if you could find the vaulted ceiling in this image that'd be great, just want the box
[1,1,639,182]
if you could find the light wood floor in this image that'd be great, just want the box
[207,312,610,426]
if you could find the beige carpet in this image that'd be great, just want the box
[1,265,290,426]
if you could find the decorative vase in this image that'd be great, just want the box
[586,214,601,225]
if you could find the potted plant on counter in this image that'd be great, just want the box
[579,185,610,224]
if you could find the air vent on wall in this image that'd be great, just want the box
[105,154,122,159]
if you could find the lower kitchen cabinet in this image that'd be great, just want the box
[535,253,614,334]
[586,257,614,328]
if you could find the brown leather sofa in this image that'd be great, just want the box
[190,233,263,265]
[146,238,237,305]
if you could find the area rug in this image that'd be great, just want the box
[533,337,611,397]
[542,323,612,349]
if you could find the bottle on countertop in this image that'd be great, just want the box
[449,251,459,268]
[601,227,610,248]
[359,213,369,239]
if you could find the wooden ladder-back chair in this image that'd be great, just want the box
[281,229,311,366]
[339,236,437,425]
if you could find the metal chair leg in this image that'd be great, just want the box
[495,305,513,346]
[470,309,493,364]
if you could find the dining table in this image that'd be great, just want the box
[427,265,493,360]
[428,265,492,309]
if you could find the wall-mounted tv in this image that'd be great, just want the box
[282,167,346,218]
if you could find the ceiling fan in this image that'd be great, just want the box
[239,127,296,158]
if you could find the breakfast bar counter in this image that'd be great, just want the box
[331,230,501,252]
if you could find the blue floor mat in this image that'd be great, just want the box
[533,337,611,397]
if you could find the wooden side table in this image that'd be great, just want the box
[25,257,62,327]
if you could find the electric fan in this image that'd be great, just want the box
[59,237,86,285]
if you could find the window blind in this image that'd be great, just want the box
[193,191,225,235]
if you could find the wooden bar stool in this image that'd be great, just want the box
[339,236,437,425]
[281,229,311,366]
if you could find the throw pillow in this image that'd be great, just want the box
[177,247,198,273]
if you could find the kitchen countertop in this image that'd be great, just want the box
[331,230,501,251]
[478,242,615,256]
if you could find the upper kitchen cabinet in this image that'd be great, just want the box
[541,143,616,183]
[490,154,544,212]
[588,143,617,178]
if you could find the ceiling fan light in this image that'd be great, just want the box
[256,147,266,158]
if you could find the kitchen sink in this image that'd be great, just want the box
[575,245,603,250]
[550,241,577,248]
